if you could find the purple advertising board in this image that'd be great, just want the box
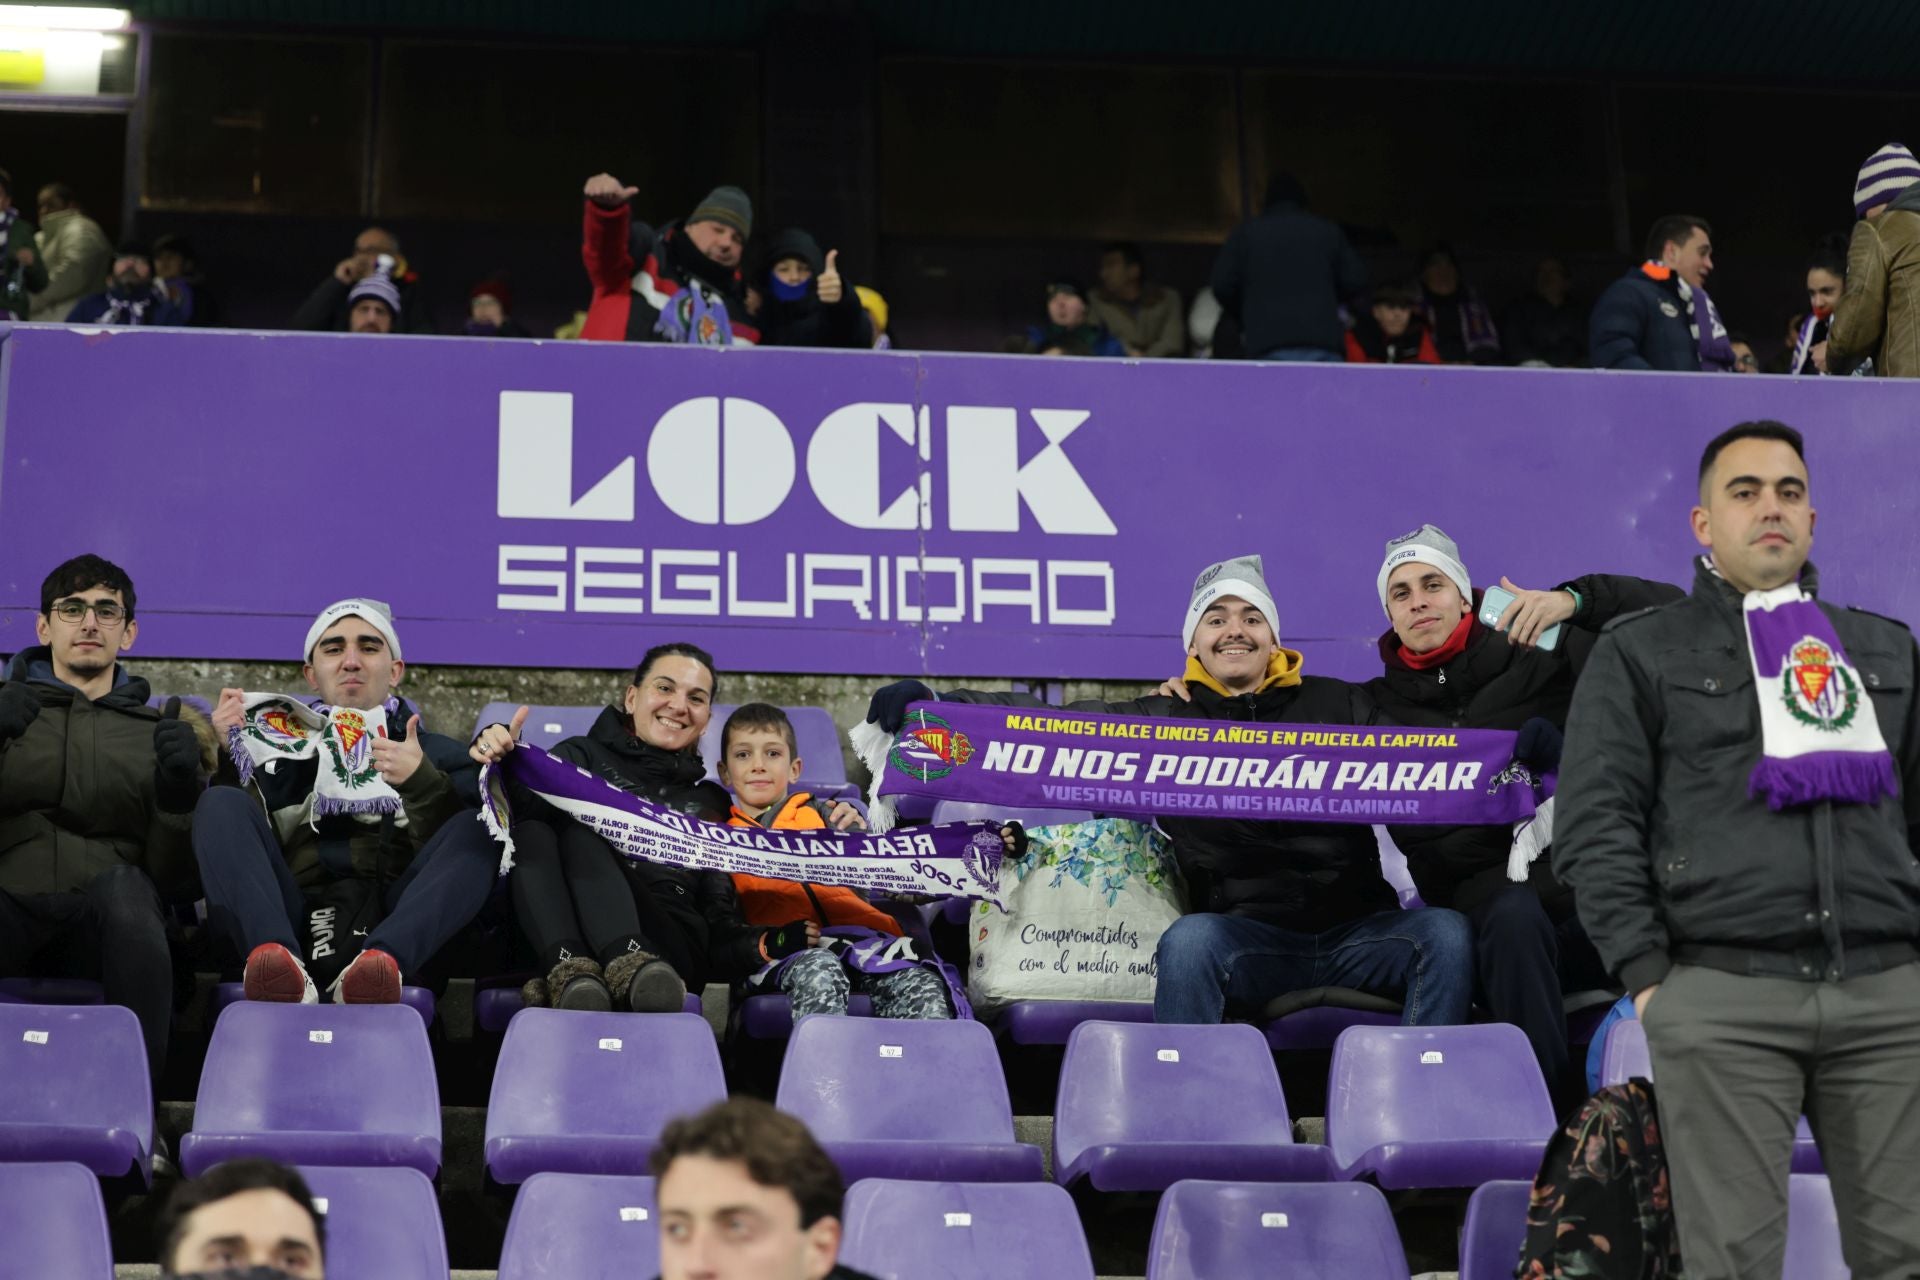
[1,322,1916,681]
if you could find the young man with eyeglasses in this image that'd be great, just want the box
[0,554,207,1086]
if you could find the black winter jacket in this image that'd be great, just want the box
[944,678,1393,932]
[545,706,764,983]
[754,228,872,349]
[1588,269,1699,371]
[1556,558,1920,993]
[1365,575,1682,914]
[1210,199,1367,357]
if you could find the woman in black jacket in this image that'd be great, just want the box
[474,642,763,1012]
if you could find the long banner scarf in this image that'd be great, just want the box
[228,694,399,817]
[1742,583,1899,810]
[478,743,1009,904]
[851,702,1549,833]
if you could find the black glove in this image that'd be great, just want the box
[1514,717,1565,773]
[866,679,934,733]
[763,920,815,961]
[153,696,204,814]
[0,680,41,743]
[1001,821,1029,859]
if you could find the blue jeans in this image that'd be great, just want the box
[1153,907,1474,1025]
[1260,346,1343,363]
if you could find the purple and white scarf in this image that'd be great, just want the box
[227,693,400,817]
[479,742,1007,903]
[1743,583,1898,810]
[97,283,170,326]
[1790,311,1832,377]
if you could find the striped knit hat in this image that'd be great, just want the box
[1854,143,1920,217]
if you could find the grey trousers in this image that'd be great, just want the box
[1643,961,1920,1280]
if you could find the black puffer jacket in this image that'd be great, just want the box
[547,706,763,983]
[1366,575,1682,914]
[945,677,1392,932]
[754,228,871,349]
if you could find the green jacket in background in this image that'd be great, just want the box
[0,657,199,899]
[30,205,111,323]
[1,212,48,319]
[1089,283,1188,358]
[1828,184,1920,378]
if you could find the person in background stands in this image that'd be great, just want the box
[0,167,48,320]
[580,173,756,345]
[1820,142,1920,378]
[1589,214,1733,372]
[290,226,432,334]
[753,231,872,349]
[1417,244,1501,364]
[1089,241,1186,358]
[1211,171,1365,362]
[30,181,110,323]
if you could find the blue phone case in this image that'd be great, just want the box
[1479,586,1562,651]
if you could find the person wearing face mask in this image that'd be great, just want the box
[865,555,1476,1028]
[751,230,871,349]
[64,240,188,326]
[474,642,759,1012]
[578,172,758,345]
[158,1158,324,1279]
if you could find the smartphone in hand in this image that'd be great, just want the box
[1479,584,1563,651]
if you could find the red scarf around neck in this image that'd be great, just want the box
[1398,614,1476,670]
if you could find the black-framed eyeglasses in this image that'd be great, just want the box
[51,598,127,624]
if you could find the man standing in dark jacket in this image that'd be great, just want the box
[290,226,433,334]
[869,555,1473,1028]
[1211,173,1367,362]
[1557,421,1920,1277]
[579,172,757,345]
[195,599,497,1004]
[1589,214,1734,371]
[1365,524,1679,1104]
[0,554,206,1083]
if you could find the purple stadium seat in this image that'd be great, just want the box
[996,998,1154,1045]
[738,992,875,1038]
[180,1003,440,1177]
[211,981,435,1025]
[474,984,702,1034]
[485,1009,726,1184]
[839,1179,1096,1280]
[1055,1021,1332,1191]
[1785,1174,1849,1280]
[0,1162,115,1280]
[1327,1024,1555,1188]
[0,977,106,1005]
[0,1003,152,1182]
[928,801,1094,827]
[1147,1180,1411,1280]
[475,702,601,749]
[1459,1180,1532,1280]
[499,1172,660,1280]
[1598,1017,1823,1172]
[775,1016,1044,1183]
[1259,986,1403,1052]
[297,1164,448,1280]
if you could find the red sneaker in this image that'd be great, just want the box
[334,949,402,1004]
[243,943,317,1004]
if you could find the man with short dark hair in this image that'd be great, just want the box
[1558,421,1920,1276]
[1210,172,1367,362]
[580,173,758,344]
[0,554,206,1085]
[0,166,49,321]
[65,240,188,326]
[1589,214,1734,371]
[652,1098,877,1280]
[1089,241,1186,358]
[194,599,497,1004]
[30,181,110,322]
[290,226,431,333]
[157,1157,324,1277]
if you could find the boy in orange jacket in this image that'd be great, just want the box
[718,702,960,1019]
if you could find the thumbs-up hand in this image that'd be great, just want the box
[818,249,843,304]
[470,705,530,765]
[153,696,206,813]
[371,713,427,787]
[584,172,639,208]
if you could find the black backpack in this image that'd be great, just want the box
[1518,1078,1686,1278]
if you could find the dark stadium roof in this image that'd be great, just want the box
[118,0,1920,84]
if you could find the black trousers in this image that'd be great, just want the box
[0,864,173,1084]
[509,817,704,985]
[193,786,497,975]
[1468,883,1612,1107]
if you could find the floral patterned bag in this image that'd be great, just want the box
[1518,1079,1685,1279]
[964,817,1185,1015]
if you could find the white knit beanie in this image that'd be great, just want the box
[1182,554,1280,650]
[304,598,402,661]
